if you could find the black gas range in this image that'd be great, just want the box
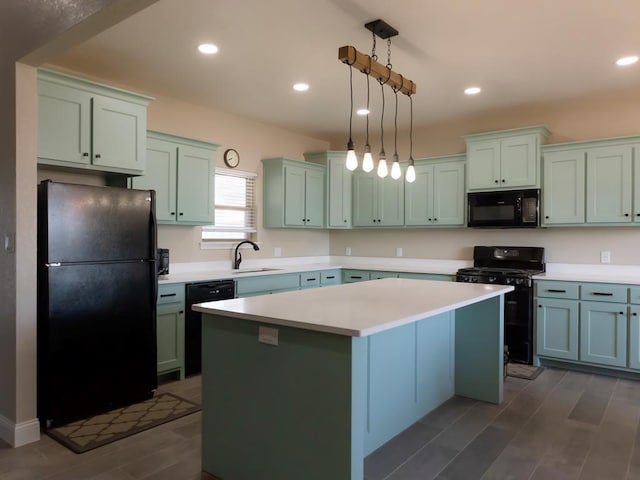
[456,246,545,365]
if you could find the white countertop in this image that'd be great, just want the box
[193,278,513,337]
[533,263,640,285]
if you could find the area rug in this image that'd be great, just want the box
[506,363,544,380]
[46,392,200,453]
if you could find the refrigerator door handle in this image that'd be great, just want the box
[46,262,61,267]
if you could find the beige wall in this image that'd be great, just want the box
[327,86,640,265]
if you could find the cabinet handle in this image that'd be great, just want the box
[428,218,432,221]
[538,305,542,308]
[547,289,567,293]
[160,293,177,298]
[179,212,184,216]
[82,152,89,157]
[306,278,317,282]
[545,216,549,219]
[326,276,335,279]
[434,218,438,221]
[171,212,176,216]
[636,213,640,217]
[344,219,347,223]
[625,213,630,217]
[351,276,363,279]
[306,219,310,222]
[592,292,613,296]
[95,154,101,159]
[620,312,625,315]
[633,312,638,316]
[494,180,499,183]
[179,310,184,314]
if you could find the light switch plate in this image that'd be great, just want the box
[258,326,279,346]
[600,251,611,264]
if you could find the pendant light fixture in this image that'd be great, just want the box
[338,19,417,181]
[345,62,358,171]
[405,94,416,183]
[362,58,374,173]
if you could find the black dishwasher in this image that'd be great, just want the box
[185,280,235,376]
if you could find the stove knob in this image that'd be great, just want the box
[469,276,478,283]
[515,278,524,285]
[505,278,513,285]
[489,276,496,283]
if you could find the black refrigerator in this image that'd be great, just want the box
[37,180,158,428]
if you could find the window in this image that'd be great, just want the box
[201,169,256,243]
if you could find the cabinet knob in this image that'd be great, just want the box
[82,152,89,157]
[633,312,638,316]
[494,180,499,184]
[428,218,432,221]
[95,154,101,159]
[545,216,549,219]
[434,218,438,221]
[306,219,310,222]
[636,213,640,217]
[179,311,184,314]
[344,219,347,223]
[625,213,630,217]
[171,212,176,216]
[538,305,541,308]
[620,312,625,315]
[501,179,505,183]
[179,212,184,216]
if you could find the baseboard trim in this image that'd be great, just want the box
[0,414,40,447]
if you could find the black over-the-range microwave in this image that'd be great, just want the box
[467,188,540,228]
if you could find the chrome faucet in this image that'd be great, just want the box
[233,240,260,269]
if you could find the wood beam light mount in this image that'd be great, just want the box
[338,46,416,96]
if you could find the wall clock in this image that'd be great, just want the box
[223,148,240,168]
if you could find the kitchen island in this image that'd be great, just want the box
[194,278,512,480]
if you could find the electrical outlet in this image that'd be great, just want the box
[396,247,403,257]
[274,247,281,257]
[600,251,611,264]
[345,247,351,256]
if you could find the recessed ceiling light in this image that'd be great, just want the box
[464,86,482,95]
[293,83,309,92]
[356,108,370,116]
[616,55,638,66]
[197,43,218,55]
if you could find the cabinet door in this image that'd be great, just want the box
[132,137,177,223]
[586,146,633,223]
[156,302,184,377]
[433,162,465,225]
[352,173,377,226]
[467,140,500,190]
[283,165,306,226]
[378,176,404,226]
[327,157,352,228]
[542,150,586,225]
[92,96,146,173]
[304,168,324,227]
[535,298,579,360]
[177,145,214,224]
[579,301,627,367]
[404,165,434,226]
[37,81,91,165]
[500,135,538,188]
[633,149,640,222]
[629,307,640,370]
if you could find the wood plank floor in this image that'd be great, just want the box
[1,368,639,479]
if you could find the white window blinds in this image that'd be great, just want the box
[201,169,257,241]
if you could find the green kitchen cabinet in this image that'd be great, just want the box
[130,131,217,225]
[37,69,152,175]
[157,283,185,379]
[320,269,342,286]
[536,298,579,361]
[541,149,586,225]
[586,145,633,224]
[464,126,549,191]
[579,301,627,367]
[398,272,455,282]
[304,151,352,228]
[629,306,640,370]
[262,158,325,228]
[235,273,301,297]
[342,270,370,283]
[352,172,404,226]
[370,271,399,280]
[405,156,465,226]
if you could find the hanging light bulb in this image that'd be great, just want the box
[390,87,401,180]
[405,93,416,183]
[362,59,374,173]
[377,74,388,178]
[345,63,358,171]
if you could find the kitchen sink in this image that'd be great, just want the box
[230,268,282,274]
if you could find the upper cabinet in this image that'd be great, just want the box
[542,136,640,226]
[405,156,465,227]
[262,158,325,228]
[130,131,217,225]
[304,151,352,228]
[352,172,404,226]
[464,126,549,191]
[37,69,153,175]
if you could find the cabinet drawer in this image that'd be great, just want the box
[235,273,300,296]
[342,269,370,283]
[370,270,399,280]
[300,271,321,289]
[158,283,185,305]
[398,272,454,282]
[630,286,640,305]
[320,269,341,286]
[535,281,579,299]
[580,283,627,303]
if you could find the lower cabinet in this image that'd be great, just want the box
[536,298,579,361]
[579,302,627,367]
[157,283,185,379]
[535,280,640,372]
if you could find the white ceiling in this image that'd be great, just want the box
[50,0,640,141]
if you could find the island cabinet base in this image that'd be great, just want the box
[201,296,504,480]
